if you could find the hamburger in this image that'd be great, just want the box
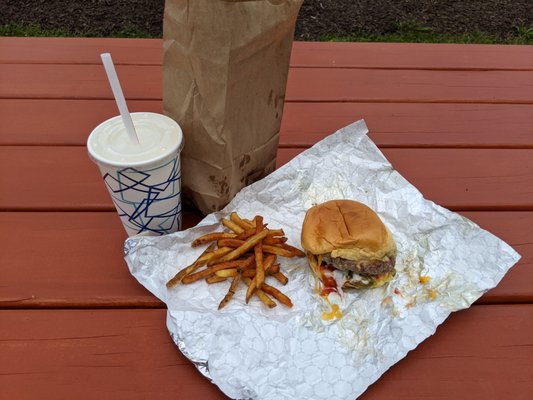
[301,199,397,290]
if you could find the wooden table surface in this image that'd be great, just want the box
[0,37,532,400]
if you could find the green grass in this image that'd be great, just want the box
[320,21,533,45]
[0,23,73,37]
[320,31,532,45]
[0,23,155,38]
[1,21,532,44]
[514,25,533,41]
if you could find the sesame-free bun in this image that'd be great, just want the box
[301,199,396,262]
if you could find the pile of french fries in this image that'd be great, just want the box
[166,212,305,309]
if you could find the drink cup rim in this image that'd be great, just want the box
[87,112,183,169]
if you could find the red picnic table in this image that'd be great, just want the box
[0,37,532,399]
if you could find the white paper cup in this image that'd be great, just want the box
[88,112,184,236]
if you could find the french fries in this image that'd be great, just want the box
[166,243,216,288]
[272,271,289,285]
[182,255,254,284]
[218,273,242,310]
[230,212,255,230]
[261,283,293,307]
[262,245,302,258]
[263,237,287,246]
[216,230,269,263]
[215,268,239,278]
[236,228,256,241]
[245,275,257,303]
[279,243,306,258]
[192,232,236,247]
[222,218,244,234]
[254,216,265,289]
[241,263,279,278]
[166,212,305,310]
[205,246,236,266]
[206,275,227,284]
[244,277,276,308]
[216,238,244,248]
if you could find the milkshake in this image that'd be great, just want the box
[88,112,184,236]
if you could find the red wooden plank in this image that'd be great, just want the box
[0,211,205,309]
[290,41,533,71]
[0,309,228,400]
[2,64,533,103]
[1,146,531,211]
[0,64,161,100]
[2,37,533,70]
[285,67,533,103]
[280,102,533,149]
[2,100,533,148]
[0,211,529,308]
[0,37,163,65]
[0,306,531,399]
[0,99,162,145]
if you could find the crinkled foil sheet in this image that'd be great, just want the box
[124,120,520,400]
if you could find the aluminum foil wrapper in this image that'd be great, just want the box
[124,120,520,400]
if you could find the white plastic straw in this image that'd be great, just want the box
[100,52,139,144]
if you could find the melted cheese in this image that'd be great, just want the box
[322,303,343,321]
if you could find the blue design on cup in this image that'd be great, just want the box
[103,158,182,235]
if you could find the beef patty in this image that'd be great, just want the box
[322,254,395,276]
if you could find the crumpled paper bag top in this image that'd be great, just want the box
[124,120,520,400]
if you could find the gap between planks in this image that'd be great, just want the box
[2,299,531,311]
[2,97,533,105]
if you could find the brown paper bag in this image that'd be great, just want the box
[163,0,303,214]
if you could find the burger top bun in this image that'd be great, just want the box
[301,199,396,262]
